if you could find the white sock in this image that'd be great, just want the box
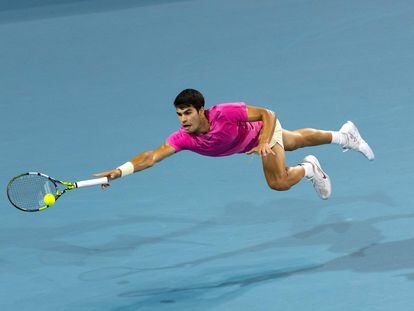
[330,131,347,145]
[300,162,314,179]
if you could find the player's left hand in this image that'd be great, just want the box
[246,142,276,157]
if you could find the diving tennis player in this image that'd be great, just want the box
[95,89,374,199]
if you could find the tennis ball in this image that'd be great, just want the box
[43,193,56,206]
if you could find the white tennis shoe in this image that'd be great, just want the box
[339,121,375,161]
[302,155,332,200]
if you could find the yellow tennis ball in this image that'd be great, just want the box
[43,193,56,206]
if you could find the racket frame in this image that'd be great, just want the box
[6,172,107,212]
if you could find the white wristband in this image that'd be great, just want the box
[117,161,134,177]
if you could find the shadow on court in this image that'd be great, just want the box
[82,211,414,309]
[62,191,414,309]
[0,215,213,267]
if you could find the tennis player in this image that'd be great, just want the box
[95,89,374,199]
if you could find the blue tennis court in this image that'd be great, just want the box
[1,0,413,310]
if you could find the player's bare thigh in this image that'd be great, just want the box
[261,143,290,190]
[261,141,306,191]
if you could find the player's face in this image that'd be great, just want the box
[176,106,203,133]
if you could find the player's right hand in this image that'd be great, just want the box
[93,169,122,188]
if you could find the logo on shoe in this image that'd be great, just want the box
[315,166,327,179]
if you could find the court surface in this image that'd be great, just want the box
[1,1,414,310]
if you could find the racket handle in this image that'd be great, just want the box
[75,177,109,188]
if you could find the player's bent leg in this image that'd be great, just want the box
[261,143,332,199]
[261,143,305,191]
[282,129,332,151]
[282,123,374,160]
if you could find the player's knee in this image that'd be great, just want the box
[285,143,299,151]
[268,179,291,191]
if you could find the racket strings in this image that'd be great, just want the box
[7,175,57,211]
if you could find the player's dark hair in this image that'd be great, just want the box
[174,89,205,111]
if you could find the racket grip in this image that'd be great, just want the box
[76,177,109,188]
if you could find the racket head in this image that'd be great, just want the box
[6,172,71,212]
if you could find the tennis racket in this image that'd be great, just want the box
[6,172,108,212]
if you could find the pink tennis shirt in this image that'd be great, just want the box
[166,102,263,157]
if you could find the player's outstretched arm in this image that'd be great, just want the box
[93,143,176,188]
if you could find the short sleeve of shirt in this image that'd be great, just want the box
[216,102,248,123]
[166,130,187,152]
